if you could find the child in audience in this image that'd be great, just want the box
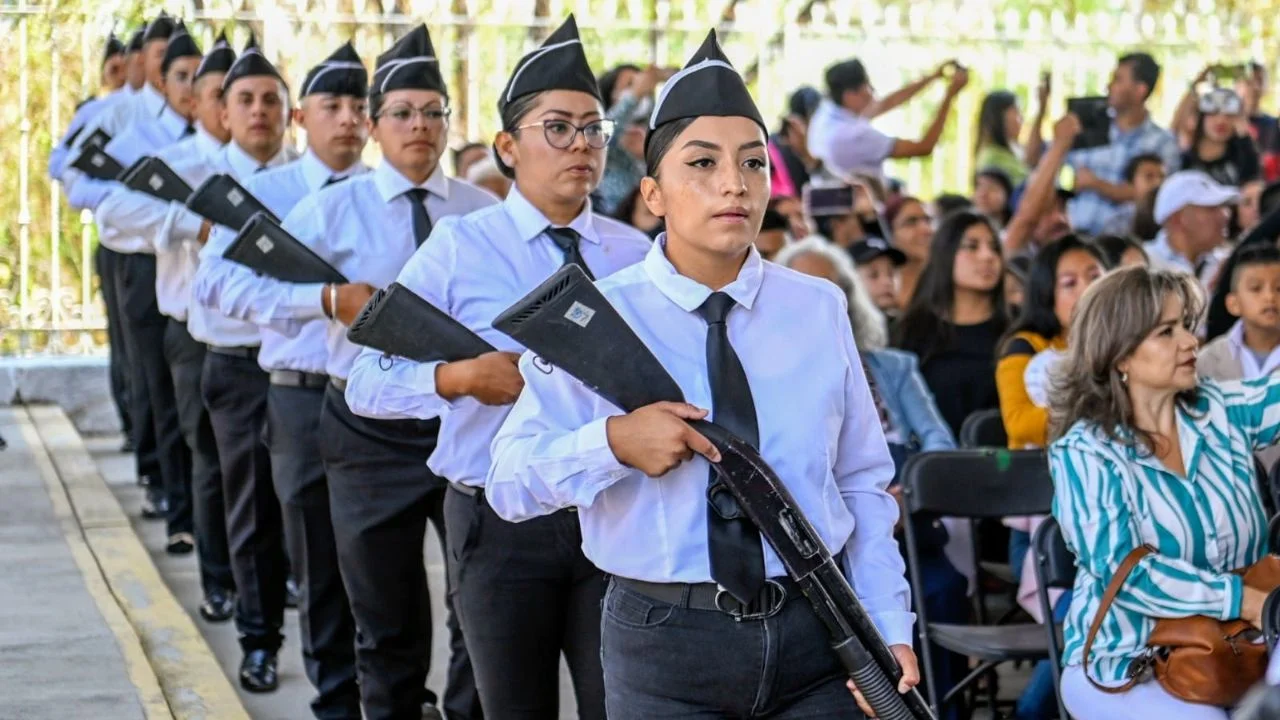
[1199,244,1280,384]
[851,237,907,317]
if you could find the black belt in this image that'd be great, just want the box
[614,576,797,621]
[208,345,260,360]
[269,370,329,389]
[330,377,348,392]
[450,483,482,498]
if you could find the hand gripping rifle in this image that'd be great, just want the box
[489,265,935,720]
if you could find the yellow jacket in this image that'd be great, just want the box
[996,331,1067,449]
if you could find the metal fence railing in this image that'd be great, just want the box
[2,0,1272,353]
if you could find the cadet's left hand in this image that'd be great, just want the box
[197,219,213,245]
[846,644,920,718]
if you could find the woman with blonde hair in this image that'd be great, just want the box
[1049,266,1278,718]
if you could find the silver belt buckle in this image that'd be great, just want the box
[714,579,787,621]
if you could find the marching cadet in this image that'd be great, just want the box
[275,24,496,720]
[94,30,238,624]
[162,36,298,693]
[92,22,203,539]
[193,41,372,720]
[343,15,649,719]
[487,31,920,718]
[48,31,129,181]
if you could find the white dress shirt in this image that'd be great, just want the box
[487,237,915,647]
[806,98,897,181]
[344,187,650,487]
[168,141,298,347]
[62,83,166,212]
[92,104,191,256]
[197,150,368,374]
[48,87,134,182]
[1227,320,1280,380]
[279,161,498,380]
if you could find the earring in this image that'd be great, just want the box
[1120,371,1128,385]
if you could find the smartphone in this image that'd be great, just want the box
[1067,96,1110,150]
[804,185,855,218]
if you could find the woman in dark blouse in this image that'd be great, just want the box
[1183,88,1261,188]
[892,210,1007,437]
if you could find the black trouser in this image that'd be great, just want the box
[445,485,606,720]
[96,244,132,438]
[319,383,475,720]
[266,381,360,720]
[201,349,286,652]
[115,253,189,535]
[164,318,233,595]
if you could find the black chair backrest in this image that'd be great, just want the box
[1033,518,1075,590]
[959,408,1008,448]
[1263,456,1280,521]
[901,449,1054,519]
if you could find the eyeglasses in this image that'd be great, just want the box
[377,103,452,127]
[511,119,616,150]
[1199,89,1243,116]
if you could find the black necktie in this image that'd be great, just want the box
[323,175,346,188]
[183,123,196,137]
[696,291,765,603]
[405,188,432,247]
[545,226,595,281]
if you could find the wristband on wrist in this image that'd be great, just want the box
[327,284,338,320]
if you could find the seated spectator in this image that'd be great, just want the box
[851,237,907,317]
[885,195,934,306]
[594,64,667,214]
[973,167,1013,228]
[1095,234,1150,269]
[1199,244,1280,383]
[1239,61,1280,182]
[1067,52,1181,234]
[453,141,489,178]
[932,193,972,220]
[807,58,968,181]
[1183,87,1261,188]
[611,186,662,237]
[1148,170,1239,292]
[769,86,822,197]
[974,84,1049,186]
[805,180,883,250]
[893,210,1008,438]
[465,157,511,199]
[755,209,790,261]
[1049,267,1275,718]
[1239,178,1266,232]
[1003,115,1082,256]
[768,194,809,239]
[1099,152,1167,236]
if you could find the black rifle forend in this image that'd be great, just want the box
[187,173,277,231]
[347,282,497,363]
[491,265,934,720]
[223,212,348,285]
[70,145,125,181]
[121,156,194,204]
[84,128,112,149]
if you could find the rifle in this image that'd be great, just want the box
[187,173,277,231]
[120,156,194,204]
[222,213,348,285]
[346,282,496,362]
[70,144,125,181]
[491,264,934,720]
[83,128,112,149]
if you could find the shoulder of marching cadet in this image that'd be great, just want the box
[442,175,503,212]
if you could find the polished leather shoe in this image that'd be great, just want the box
[140,494,168,520]
[199,588,235,623]
[239,649,278,693]
[285,577,300,609]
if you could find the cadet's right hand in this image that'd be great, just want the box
[436,351,524,405]
[606,402,721,477]
[326,282,376,326]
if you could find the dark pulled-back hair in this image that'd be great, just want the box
[975,90,1018,153]
[999,234,1107,351]
[492,91,546,180]
[644,117,696,176]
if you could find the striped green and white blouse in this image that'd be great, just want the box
[1050,377,1279,684]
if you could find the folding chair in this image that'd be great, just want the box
[1258,454,1278,521]
[959,408,1008,449]
[1032,518,1075,720]
[901,449,1056,715]
[957,409,1018,619]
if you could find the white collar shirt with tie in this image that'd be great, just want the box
[343,186,651,487]
[280,160,499,380]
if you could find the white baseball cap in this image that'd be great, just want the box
[1153,170,1240,225]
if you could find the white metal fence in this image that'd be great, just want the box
[1,0,1272,353]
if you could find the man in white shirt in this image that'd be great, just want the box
[275,24,496,720]
[48,32,130,183]
[1147,170,1240,294]
[193,41,372,719]
[807,58,968,181]
[163,37,299,694]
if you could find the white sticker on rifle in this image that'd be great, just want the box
[255,235,274,254]
[91,154,105,167]
[564,301,595,328]
[149,175,164,191]
[227,189,244,207]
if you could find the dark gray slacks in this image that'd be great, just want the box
[318,384,477,720]
[164,318,233,594]
[115,252,190,534]
[445,486,605,720]
[265,383,360,720]
[201,350,286,651]
[96,244,132,439]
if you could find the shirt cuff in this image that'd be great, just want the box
[412,360,456,413]
[1221,573,1244,621]
[174,206,205,244]
[869,609,917,648]
[289,283,329,320]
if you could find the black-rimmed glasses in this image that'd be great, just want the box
[512,119,616,149]
[377,104,452,127]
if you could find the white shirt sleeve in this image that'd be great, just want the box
[94,186,171,250]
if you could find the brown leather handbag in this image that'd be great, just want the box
[1083,546,1280,706]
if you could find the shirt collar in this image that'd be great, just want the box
[1149,230,1210,271]
[503,186,600,245]
[156,104,188,138]
[299,150,365,192]
[193,123,225,155]
[373,161,450,204]
[1110,114,1156,142]
[224,140,291,178]
[139,82,165,116]
[642,233,763,313]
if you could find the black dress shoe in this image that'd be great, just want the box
[239,649,279,693]
[421,703,444,720]
[137,473,152,487]
[199,588,235,623]
[165,533,195,555]
[285,577,299,609]
[121,437,135,453]
[140,494,168,520]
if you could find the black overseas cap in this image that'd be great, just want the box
[104,33,126,64]
[126,29,145,53]
[161,21,202,75]
[142,12,175,44]
[497,14,600,115]
[850,237,907,267]
[647,30,765,151]
[372,24,446,98]
[301,41,368,99]
[195,30,235,82]
[222,33,286,92]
